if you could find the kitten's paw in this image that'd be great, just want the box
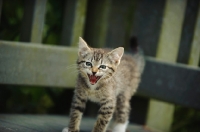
[62,127,69,132]
[112,121,128,132]
[62,128,79,132]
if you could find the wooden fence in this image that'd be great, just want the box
[0,0,200,132]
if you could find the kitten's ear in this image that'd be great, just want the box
[78,37,91,57]
[107,47,124,65]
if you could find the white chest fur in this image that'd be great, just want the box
[87,89,102,103]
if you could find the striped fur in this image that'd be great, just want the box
[66,37,145,132]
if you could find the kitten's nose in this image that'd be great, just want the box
[92,67,98,75]
[92,72,96,75]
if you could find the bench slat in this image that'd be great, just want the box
[146,0,187,131]
[60,0,87,46]
[20,0,47,43]
[139,57,200,110]
[0,114,149,132]
[0,41,78,88]
[0,41,200,109]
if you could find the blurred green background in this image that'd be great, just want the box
[0,0,200,132]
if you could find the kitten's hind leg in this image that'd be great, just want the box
[112,93,131,132]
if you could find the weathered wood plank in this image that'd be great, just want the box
[0,114,149,132]
[30,0,47,43]
[131,0,165,57]
[147,0,187,131]
[177,0,200,64]
[138,57,200,110]
[20,0,47,43]
[60,0,87,46]
[84,0,111,48]
[188,2,200,66]
[130,0,166,125]
[0,41,200,110]
[156,0,186,62]
[0,41,78,88]
[105,0,135,49]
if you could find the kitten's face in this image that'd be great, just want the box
[77,37,124,86]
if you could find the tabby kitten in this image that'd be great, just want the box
[63,37,145,132]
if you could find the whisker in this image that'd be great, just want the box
[66,64,77,70]
[66,64,77,67]
[67,69,78,76]
[66,67,77,70]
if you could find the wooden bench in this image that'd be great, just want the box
[0,41,200,132]
[0,0,200,132]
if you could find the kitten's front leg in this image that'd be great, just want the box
[92,98,116,132]
[67,91,87,132]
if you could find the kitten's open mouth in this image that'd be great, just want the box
[87,74,102,85]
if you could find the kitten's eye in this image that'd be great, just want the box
[86,62,92,67]
[99,65,106,69]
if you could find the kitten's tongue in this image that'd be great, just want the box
[89,75,99,85]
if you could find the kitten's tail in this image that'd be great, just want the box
[130,36,145,73]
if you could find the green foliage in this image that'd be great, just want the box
[0,0,24,41]
[0,0,64,44]
[42,0,65,44]
[6,87,54,114]
[172,105,200,132]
